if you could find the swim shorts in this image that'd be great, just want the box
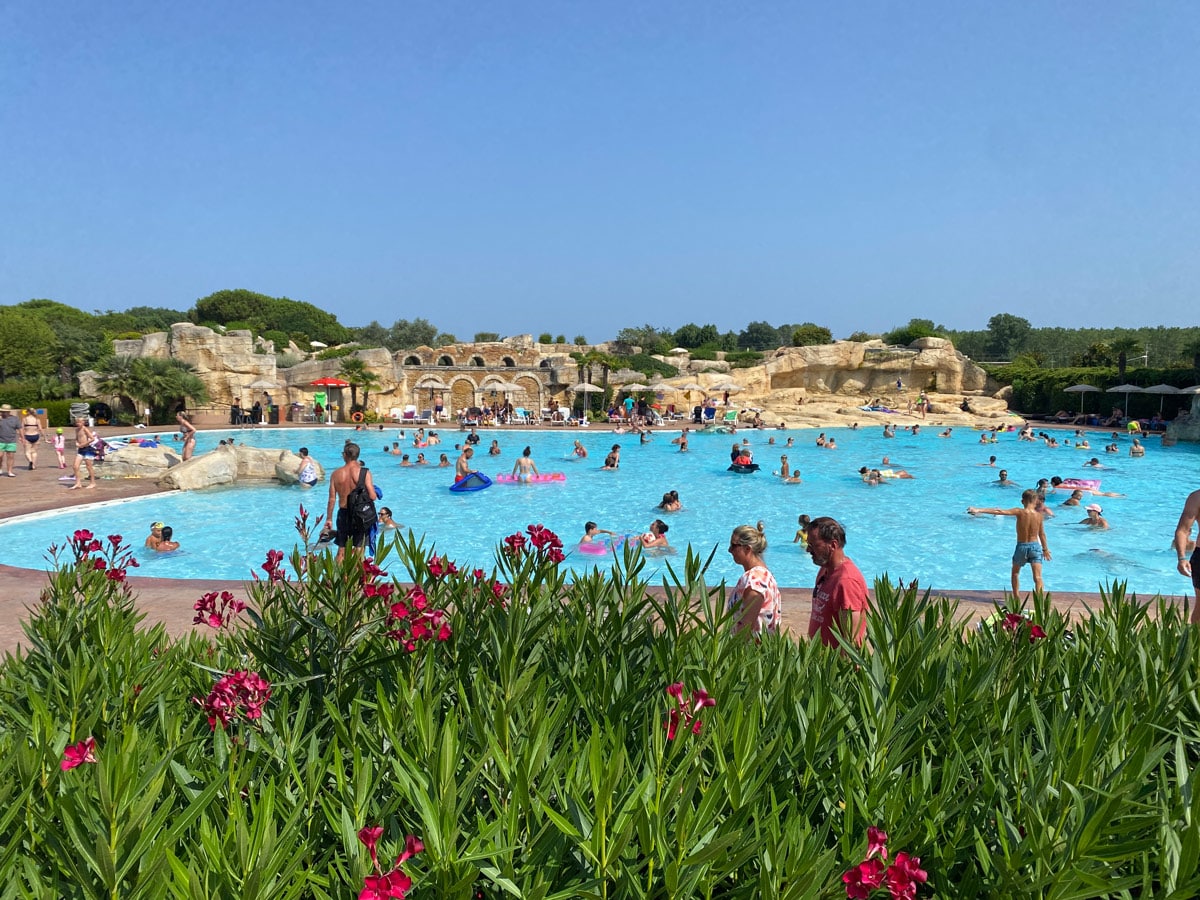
[335,507,368,549]
[1191,548,1200,592]
[77,446,97,458]
[1012,542,1044,566]
[0,442,15,453]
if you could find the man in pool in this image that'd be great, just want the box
[995,469,1018,487]
[1173,487,1200,625]
[455,446,477,481]
[326,441,377,561]
[156,525,180,552]
[806,517,869,649]
[967,489,1052,597]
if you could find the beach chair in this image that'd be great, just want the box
[702,406,716,423]
[417,409,433,424]
[512,407,530,424]
[402,405,418,422]
[721,409,739,425]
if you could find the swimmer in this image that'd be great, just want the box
[512,446,539,482]
[781,471,802,484]
[785,437,794,448]
[145,521,164,550]
[1130,438,1145,457]
[377,507,401,530]
[939,428,953,438]
[859,467,882,486]
[399,454,412,467]
[815,433,826,447]
[774,454,790,478]
[793,514,812,546]
[573,440,588,458]
[995,469,1018,487]
[1105,442,1119,453]
[437,453,449,467]
[640,519,670,549]
[1084,457,1104,468]
[581,521,616,543]
[488,440,502,456]
[657,490,681,512]
[1060,489,1085,507]
[980,455,997,467]
[156,525,180,552]
[825,437,838,450]
[602,444,620,470]
[1080,504,1109,530]
[415,452,428,465]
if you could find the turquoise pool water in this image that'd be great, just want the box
[3,425,1195,596]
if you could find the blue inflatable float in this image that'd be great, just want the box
[449,472,493,492]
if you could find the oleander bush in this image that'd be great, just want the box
[2,516,1199,899]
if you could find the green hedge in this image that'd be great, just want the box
[2,525,1197,897]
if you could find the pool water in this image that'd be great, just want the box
[3,425,1195,597]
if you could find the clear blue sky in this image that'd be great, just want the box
[2,1,1197,342]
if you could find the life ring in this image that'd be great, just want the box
[351,411,364,423]
[728,463,760,474]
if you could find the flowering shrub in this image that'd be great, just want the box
[4,525,1199,898]
[1001,611,1047,642]
[503,524,565,564]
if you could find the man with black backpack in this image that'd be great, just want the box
[326,442,377,561]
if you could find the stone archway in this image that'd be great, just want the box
[449,377,478,413]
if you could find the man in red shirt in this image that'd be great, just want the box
[806,517,870,648]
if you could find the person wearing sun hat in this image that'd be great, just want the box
[145,522,165,550]
[1080,504,1109,530]
[53,427,67,468]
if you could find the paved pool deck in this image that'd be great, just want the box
[0,422,1187,656]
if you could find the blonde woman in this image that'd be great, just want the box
[727,522,781,636]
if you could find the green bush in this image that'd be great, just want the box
[0,381,39,409]
[689,347,719,361]
[615,353,679,379]
[316,346,354,361]
[113,331,144,341]
[261,329,289,350]
[3,521,1198,897]
[42,399,77,427]
[538,333,553,344]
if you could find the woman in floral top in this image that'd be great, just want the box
[727,522,782,636]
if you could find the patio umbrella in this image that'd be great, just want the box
[1141,383,1180,415]
[309,341,327,349]
[247,379,276,390]
[569,382,603,417]
[1064,383,1101,414]
[310,377,350,387]
[713,381,745,393]
[1106,384,1143,418]
[668,347,689,354]
[416,377,450,390]
[620,383,650,392]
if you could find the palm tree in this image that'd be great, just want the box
[95,356,208,423]
[337,356,383,411]
[1110,337,1142,381]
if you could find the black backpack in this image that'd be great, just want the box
[346,466,377,534]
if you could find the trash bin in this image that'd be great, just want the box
[268,406,280,425]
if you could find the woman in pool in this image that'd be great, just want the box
[727,522,781,636]
[512,446,539,482]
[157,525,180,552]
[176,411,196,461]
[640,519,670,549]
[793,514,812,546]
[488,440,502,456]
[437,453,450,467]
[377,507,400,530]
[573,440,587,458]
[657,491,681,512]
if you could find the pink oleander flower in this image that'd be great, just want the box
[72,529,94,544]
[1028,623,1047,641]
[427,554,457,578]
[866,826,889,861]
[387,589,451,651]
[360,869,412,900]
[502,532,527,556]
[107,533,122,546]
[60,736,97,771]
[258,548,286,583]
[1001,612,1047,643]
[472,568,486,580]
[106,567,127,582]
[358,825,384,867]
[398,834,424,863]
[194,670,272,730]
[193,590,246,629]
[885,852,928,900]
[1001,613,1024,632]
[93,558,106,570]
[843,858,886,899]
[664,682,716,740]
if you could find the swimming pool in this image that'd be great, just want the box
[2,425,1195,597]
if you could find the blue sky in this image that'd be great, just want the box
[2,2,1197,342]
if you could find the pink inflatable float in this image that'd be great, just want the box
[493,472,567,484]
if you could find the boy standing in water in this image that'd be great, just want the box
[967,489,1052,596]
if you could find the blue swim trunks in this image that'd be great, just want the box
[1012,542,1044,566]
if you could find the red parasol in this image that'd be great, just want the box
[310,377,350,387]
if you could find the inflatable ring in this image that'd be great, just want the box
[351,411,364,423]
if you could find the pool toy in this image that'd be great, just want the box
[449,472,493,492]
[1060,478,1101,490]
[493,472,566,484]
[728,463,760,474]
[577,534,628,555]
